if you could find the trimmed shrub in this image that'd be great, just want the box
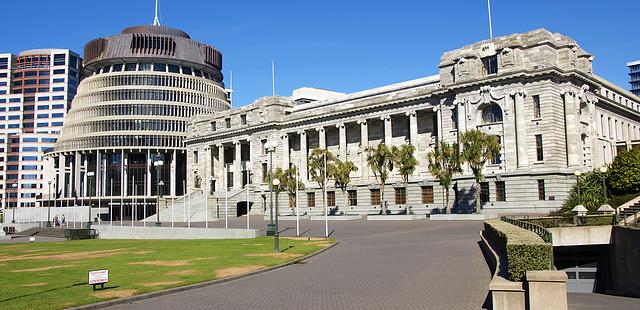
[609,148,640,195]
[484,219,552,282]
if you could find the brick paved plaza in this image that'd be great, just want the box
[105,217,491,310]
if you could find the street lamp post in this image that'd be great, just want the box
[264,141,277,236]
[11,183,18,223]
[574,170,582,205]
[599,166,608,204]
[272,178,280,253]
[154,157,164,227]
[47,180,52,227]
[86,172,95,228]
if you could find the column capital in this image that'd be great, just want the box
[233,140,241,145]
[561,88,578,97]
[335,123,345,129]
[380,115,391,121]
[216,143,224,148]
[315,127,325,133]
[405,110,417,117]
[510,89,528,98]
[297,129,307,135]
[432,106,440,112]
[357,119,368,125]
[281,133,288,139]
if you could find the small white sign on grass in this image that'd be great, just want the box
[88,269,108,290]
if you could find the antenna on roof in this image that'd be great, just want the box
[153,0,161,26]
[487,0,493,39]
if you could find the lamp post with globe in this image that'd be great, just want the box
[154,157,164,227]
[264,140,277,236]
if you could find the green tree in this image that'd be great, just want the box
[330,158,358,208]
[308,148,336,213]
[394,144,418,205]
[427,141,462,214]
[608,147,640,195]
[558,170,608,213]
[273,165,305,210]
[460,130,501,214]
[365,143,395,214]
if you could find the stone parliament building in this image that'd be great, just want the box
[186,29,640,216]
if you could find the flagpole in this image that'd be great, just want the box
[324,151,328,238]
[246,162,250,230]
[487,0,493,39]
[296,162,299,237]
[110,178,113,226]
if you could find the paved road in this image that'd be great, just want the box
[568,293,639,310]
[106,217,491,310]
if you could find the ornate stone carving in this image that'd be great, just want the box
[405,110,416,117]
[501,47,515,67]
[456,57,471,79]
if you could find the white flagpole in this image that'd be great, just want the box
[132,175,135,226]
[271,60,276,96]
[110,179,113,226]
[187,180,191,228]
[296,163,299,237]
[225,185,228,229]
[488,0,493,39]
[171,194,174,228]
[246,163,250,230]
[205,161,208,229]
[324,151,328,238]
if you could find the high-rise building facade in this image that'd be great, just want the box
[628,60,640,96]
[45,24,229,219]
[0,49,81,209]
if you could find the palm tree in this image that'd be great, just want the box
[365,143,395,214]
[308,148,335,214]
[273,166,305,211]
[427,141,462,214]
[460,130,501,214]
[394,143,418,208]
[331,158,358,209]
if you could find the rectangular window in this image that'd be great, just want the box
[348,190,357,206]
[495,181,506,202]
[370,189,381,206]
[210,121,216,131]
[124,63,137,71]
[52,87,64,92]
[225,118,231,128]
[153,63,166,72]
[240,114,247,125]
[52,78,65,83]
[451,107,458,130]
[535,134,544,161]
[327,191,336,207]
[168,64,180,73]
[52,95,65,100]
[480,182,490,203]
[483,55,498,75]
[53,54,66,66]
[395,187,407,205]
[52,69,65,75]
[537,180,546,201]
[533,95,541,119]
[112,64,123,72]
[421,186,434,204]
[307,192,315,208]
[193,151,198,164]
[491,135,502,165]
[262,163,268,182]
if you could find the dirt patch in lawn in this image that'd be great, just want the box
[140,281,183,287]
[245,253,303,259]
[241,244,265,246]
[19,249,46,253]
[92,289,137,299]
[21,282,48,287]
[11,265,75,272]
[216,265,266,278]
[166,270,199,276]
[129,257,215,267]
[304,241,332,247]
[0,248,131,262]
[131,251,155,255]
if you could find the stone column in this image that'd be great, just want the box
[457,100,467,134]
[298,130,308,181]
[406,111,418,145]
[337,123,347,159]
[82,155,88,197]
[434,107,443,144]
[316,127,326,149]
[146,149,151,197]
[74,151,81,198]
[358,119,369,179]
[121,151,128,196]
[562,89,580,167]
[234,141,242,189]
[381,115,392,145]
[171,150,177,197]
[281,133,290,169]
[512,90,529,168]
[57,154,65,197]
[217,143,225,190]
[95,151,101,197]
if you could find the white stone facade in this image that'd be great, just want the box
[185,29,640,216]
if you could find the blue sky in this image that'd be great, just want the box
[1,0,638,106]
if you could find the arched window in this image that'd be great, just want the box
[482,103,503,123]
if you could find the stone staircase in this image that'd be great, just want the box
[16,227,67,238]
[142,186,252,223]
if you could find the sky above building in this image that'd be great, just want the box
[1,0,638,106]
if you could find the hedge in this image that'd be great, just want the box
[484,219,553,282]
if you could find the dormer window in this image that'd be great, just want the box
[483,55,498,75]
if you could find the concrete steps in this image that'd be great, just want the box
[16,227,67,238]
[142,188,250,222]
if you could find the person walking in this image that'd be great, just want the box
[61,215,66,227]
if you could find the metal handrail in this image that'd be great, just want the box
[500,216,553,244]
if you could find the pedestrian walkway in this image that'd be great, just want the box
[106,217,491,310]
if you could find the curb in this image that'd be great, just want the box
[70,241,339,310]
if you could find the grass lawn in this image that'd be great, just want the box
[0,236,333,310]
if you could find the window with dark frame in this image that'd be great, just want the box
[395,187,407,205]
[480,182,490,203]
[451,107,458,130]
[370,189,380,206]
[533,95,541,119]
[327,191,335,207]
[240,114,247,125]
[535,134,544,161]
[262,163,268,183]
[483,55,498,75]
[537,180,546,201]
[421,186,434,204]
[348,190,357,206]
[210,121,216,131]
[225,118,231,128]
[495,181,506,202]
[307,192,315,208]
